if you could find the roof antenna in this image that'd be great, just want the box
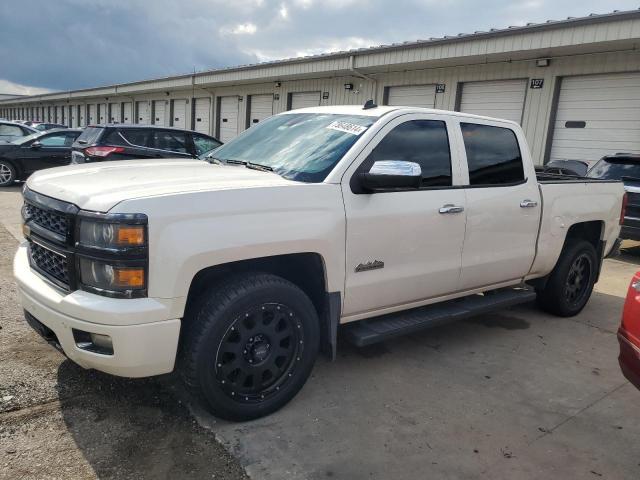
[363,99,377,110]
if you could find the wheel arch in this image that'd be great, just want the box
[183,253,340,360]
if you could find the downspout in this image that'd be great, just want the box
[348,55,378,103]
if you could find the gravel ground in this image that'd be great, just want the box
[0,223,248,480]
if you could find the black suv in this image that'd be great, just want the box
[71,125,222,164]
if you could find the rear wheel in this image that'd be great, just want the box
[181,273,319,421]
[536,240,598,317]
[0,161,16,187]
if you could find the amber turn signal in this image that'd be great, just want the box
[117,226,145,246]
[115,268,145,288]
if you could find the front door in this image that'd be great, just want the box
[342,114,466,317]
[17,132,79,174]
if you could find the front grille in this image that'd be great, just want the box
[24,202,68,237]
[30,242,69,287]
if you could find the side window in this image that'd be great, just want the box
[39,134,67,146]
[364,120,452,187]
[192,134,222,156]
[460,123,524,186]
[64,132,80,147]
[0,124,23,136]
[115,129,150,147]
[152,130,188,153]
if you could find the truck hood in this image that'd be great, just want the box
[27,159,296,212]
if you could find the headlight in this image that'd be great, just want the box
[78,219,146,249]
[79,258,146,294]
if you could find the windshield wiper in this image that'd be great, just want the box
[246,162,273,172]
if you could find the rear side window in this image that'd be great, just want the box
[75,127,104,145]
[461,123,524,186]
[103,128,150,147]
[0,124,23,136]
[365,120,452,187]
[587,158,640,180]
[193,134,222,156]
[151,130,188,153]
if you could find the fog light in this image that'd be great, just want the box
[73,329,113,355]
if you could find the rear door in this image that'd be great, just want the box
[457,121,541,290]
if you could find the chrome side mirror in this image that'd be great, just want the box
[358,160,422,192]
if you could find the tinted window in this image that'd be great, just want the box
[461,123,524,186]
[118,129,150,147]
[39,133,68,146]
[193,134,222,156]
[587,158,640,180]
[152,130,188,153]
[364,120,452,187]
[0,124,24,136]
[75,127,104,145]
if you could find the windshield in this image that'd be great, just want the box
[209,113,375,182]
[11,132,42,145]
[587,158,640,180]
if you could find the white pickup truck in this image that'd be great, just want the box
[14,104,624,420]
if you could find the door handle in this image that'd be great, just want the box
[439,204,464,214]
[520,199,538,208]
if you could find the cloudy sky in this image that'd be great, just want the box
[0,0,637,94]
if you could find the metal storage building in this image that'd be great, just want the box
[1,9,640,165]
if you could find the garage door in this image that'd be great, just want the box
[68,106,74,127]
[109,103,121,123]
[98,103,108,123]
[194,98,211,134]
[248,94,273,127]
[290,91,320,110]
[550,72,640,163]
[459,79,527,124]
[88,104,97,124]
[218,96,239,142]
[153,100,167,126]
[386,85,436,108]
[172,99,188,129]
[136,101,150,124]
[122,102,132,124]
[79,106,85,126]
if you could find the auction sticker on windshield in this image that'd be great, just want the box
[326,120,367,136]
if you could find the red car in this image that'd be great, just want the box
[619,272,640,389]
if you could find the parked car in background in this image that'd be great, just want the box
[587,154,640,240]
[71,124,221,164]
[32,122,68,131]
[618,271,640,390]
[0,129,82,186]
[15,105,624,420]
[0,121,38,142]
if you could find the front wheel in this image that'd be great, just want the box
[181,273,320,421]
[536,240,598,317]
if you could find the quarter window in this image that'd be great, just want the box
[460,123,524,186]
[364,120,452,187]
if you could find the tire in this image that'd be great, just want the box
[180,273,320,421]
[536,240,598,317]
[0,160,16,187]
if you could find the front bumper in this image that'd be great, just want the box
[618,330,640,391]
[14,243,181,378]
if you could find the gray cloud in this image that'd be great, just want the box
[0,0,637,93]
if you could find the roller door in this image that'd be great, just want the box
[98,103,107,123]
[172,99,188,129]
[549,72,640,163]
[88,104,97,124]
[109,103,121,123]
[218,96,239,142]
[136,101,150,124]
[194,98,211,134]
[248,94,273,127]
[122,102,133,124]
[153,100,167,126]
[459,79,527,124]
[290,91,320,110]
[386,85,436,108]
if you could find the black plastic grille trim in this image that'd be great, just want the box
[30,242,69,287]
